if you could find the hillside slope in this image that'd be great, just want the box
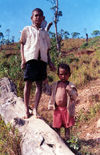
[1,37,100,154]
[74,79,100,154]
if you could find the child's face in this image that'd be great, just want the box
[58,67,70,82]
[31,11,43,27]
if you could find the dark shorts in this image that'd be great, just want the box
[24,60,47,82]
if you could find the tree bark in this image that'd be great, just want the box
[54,0,60,52]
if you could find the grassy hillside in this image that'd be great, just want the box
[0,43,24,97]
[0,37,100,154]
[61,37,100,87]
[1,37,100,94]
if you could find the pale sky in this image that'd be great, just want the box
[0,0,100,41]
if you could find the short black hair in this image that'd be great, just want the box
[31,8,43,17]
[57,63,71,76]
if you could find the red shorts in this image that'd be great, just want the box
[53,107,75,128]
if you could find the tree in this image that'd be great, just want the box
[5,29,10,43]
[84,28,88,44]
[91,30,100,37]
[0,25,3,41]
[0,32,4,39]
[71,32,80,38]
[85,33,88,44]
[0,32,4,49]
[11,36,15,43]
[59,29,70,39]
[47,0,62,52]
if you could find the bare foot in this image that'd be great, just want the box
[29,106,33,111]
[33,109,41,119]
[23,113,33,119]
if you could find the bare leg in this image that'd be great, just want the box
[65,128,70,140]
[33,81,42,118]
[54,128,60,136]
[24,81,32,118]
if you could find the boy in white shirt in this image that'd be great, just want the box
[20,8,55,119]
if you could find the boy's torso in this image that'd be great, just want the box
[55,81,68,107]
[20,26,50,63]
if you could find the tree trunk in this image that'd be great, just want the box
[54,0,60,52]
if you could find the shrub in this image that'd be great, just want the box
[0,116,21,155]
[80,42,88,49]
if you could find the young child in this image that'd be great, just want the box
[40,16,53,32]
[20,8,55,119]
[41,16,47,30]
[48,63,78,139]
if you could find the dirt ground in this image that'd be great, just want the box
[74,79,100,155]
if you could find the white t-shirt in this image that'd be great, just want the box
[20,26,51,63]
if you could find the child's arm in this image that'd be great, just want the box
[42,80,54,109]
[48,82,57,110]
[20,43,26,69]
[66,84,78,101]
[48,89,55,110]
[48,98,55,110]
[20,28,27,69]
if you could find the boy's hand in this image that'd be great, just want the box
[48,105,53,110]
[21,59,26,69]
[49,62,56,71]
[66,85,72,92]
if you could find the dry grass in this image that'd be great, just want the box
[62,38,85,51]
[0,116,21,155]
